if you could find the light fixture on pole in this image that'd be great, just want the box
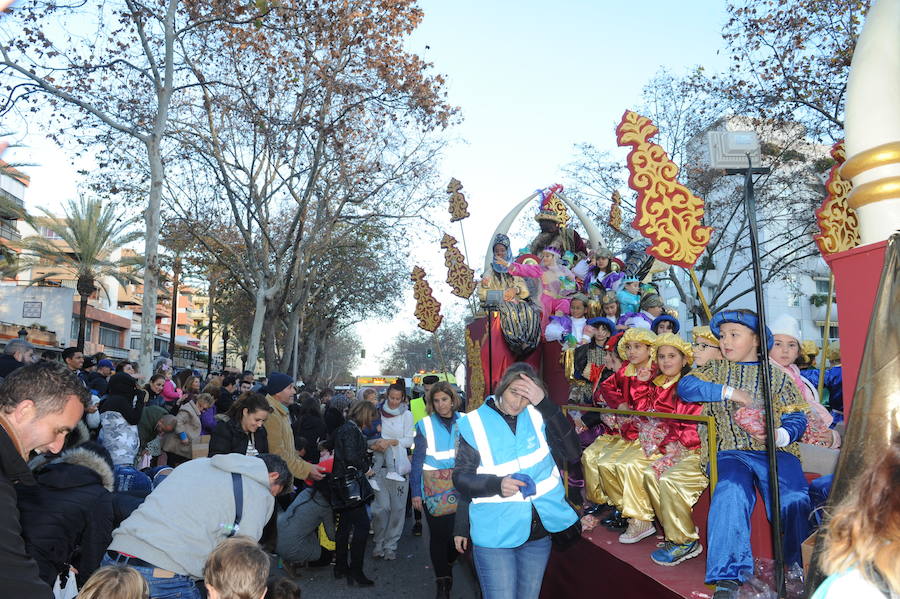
[707,130,786,597]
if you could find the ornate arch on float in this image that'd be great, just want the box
[483,189,607,272]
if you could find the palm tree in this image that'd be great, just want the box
[20,198,143,351]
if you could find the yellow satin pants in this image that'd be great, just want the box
[597,442,658,521]
[642,451,708,545]
[581,435,633,505]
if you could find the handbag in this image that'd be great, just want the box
[550,518,583,551]
[329,467,374,511]
[422,468,458,516]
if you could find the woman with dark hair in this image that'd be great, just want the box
[332,400,378,587]
[293,393,327,463]
[410,381,463,599]
[99,372,148,426]
[453,363,580,599]
[144,374,166,408]
[208,392,273,457]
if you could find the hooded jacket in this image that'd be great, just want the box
[0,416,53,599]
[99,373,146,426]
[162,400,203,459]
[108,454,275,578]
[16,445,115,587]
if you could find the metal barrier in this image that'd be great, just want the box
[562,404,719,498]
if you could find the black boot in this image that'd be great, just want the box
[435,576,452,599]
[601,509,627,531]
[347,569,375,587]
[308,548,333,568]
[333,563,348,579]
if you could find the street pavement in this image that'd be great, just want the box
[274,514,481,598]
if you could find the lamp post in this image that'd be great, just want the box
[708,130,785,597]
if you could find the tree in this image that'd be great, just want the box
[19,198,142,350]
[714,0,870,141]
[165,0,453,370]
[381,313,466,376]
[563,69,826,322]
[0,0,270,378]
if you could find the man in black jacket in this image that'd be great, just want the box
[0,361,90,599]
[0,340,34,379]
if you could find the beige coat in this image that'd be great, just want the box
[162,400,203,459]
[264,395,313,481]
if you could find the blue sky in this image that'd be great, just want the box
[6,1,733,375]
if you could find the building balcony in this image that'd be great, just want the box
[0,187,24,219]
[0,220,20,241]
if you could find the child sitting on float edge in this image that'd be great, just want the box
[676,309,812,598]
[580,327,657,530]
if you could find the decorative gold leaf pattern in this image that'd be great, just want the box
[616,110,712,268]
[447,178,470,222]
[441,233,475,299]
[411,266,442,332]
[815,141,860,256]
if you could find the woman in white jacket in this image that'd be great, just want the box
[371,382,414,560]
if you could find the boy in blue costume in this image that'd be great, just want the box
[677,309,812,598]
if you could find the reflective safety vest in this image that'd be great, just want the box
[416,412,460,472]
[457,403,577,549]
[410,397,427,425]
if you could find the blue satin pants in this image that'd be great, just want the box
[705,450,811,584]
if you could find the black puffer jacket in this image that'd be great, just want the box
[293,412,327,463]
[16,444,115,587]
[332,420,369,476]
[0,354,26,379]
[208,418,269,457]
[98,373,146,426]
[0,419,52,599]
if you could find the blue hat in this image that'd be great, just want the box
[623,275,640,283]
[651,314,680,334]
[710,310,774,351]
[265,372,294,396]
[97,359,114,369]
[586,317,616,334]
[114,465,152,493]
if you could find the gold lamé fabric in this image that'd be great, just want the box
[581,435,631,505]
[643,451,708,545]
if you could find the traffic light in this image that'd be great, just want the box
[426,348,433,360]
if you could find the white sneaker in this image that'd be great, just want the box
[372,547,384,559]
[369,479,381,492]
[618,519,656,544]
[386,472,406,482]
[384,550,397,561]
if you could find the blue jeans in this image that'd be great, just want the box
[102,553,201,599]
[472,536,552,599]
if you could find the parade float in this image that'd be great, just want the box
[415,2,899,596]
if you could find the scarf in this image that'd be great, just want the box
[381,401,406,419]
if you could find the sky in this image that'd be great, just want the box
[3,1,732,377]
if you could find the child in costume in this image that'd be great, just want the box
[601,291,621,323]
[619,293,666,330]
[581,327,657,531]
[651,314,680,335]
[568,317,616,409]
[498,246,576,334]
[642,334,707,565]
[768,314,840,448]
[585,282,605,318]
[691,326,723,366]
[595,333,701,546]
[677,310,811,598]
[617,276,642,315]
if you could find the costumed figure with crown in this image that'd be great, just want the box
[477,233,543,391]
[529,187,588,259]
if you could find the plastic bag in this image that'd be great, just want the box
[734,558,805,599]
[734,406,766,438]
[53,573,78,599]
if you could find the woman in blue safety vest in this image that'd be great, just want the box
[452,363,581,599]
[410,381,463,599]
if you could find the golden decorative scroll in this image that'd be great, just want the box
[609,190,625,234]
[815,142,860,256]
[616,110,713,269]
[441,233,476,299]
[411,266,443,332]
[447,178,470,222]
[465,328,485,412]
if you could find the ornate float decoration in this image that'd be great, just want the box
[616,109,713,320]
[411,266,443,332]
[609,190,626,234]
[441,233,476,299]
[815,142,860,256]
[447,177,470,222]
[465,328,486,412]
[538,184,570,227]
